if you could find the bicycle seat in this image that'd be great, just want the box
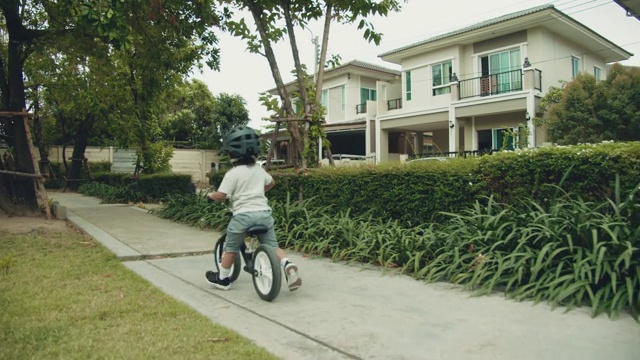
[247,225,268,237]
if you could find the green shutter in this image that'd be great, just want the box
[406,71,412,101]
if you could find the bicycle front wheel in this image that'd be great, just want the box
[213,234,242,282]
[251,245,282,302]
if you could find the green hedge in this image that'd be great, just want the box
[266,161,483,226]
[477,142,640,205]
[217,142,640,227]
[44,161,112,189]
[90,172,194,202]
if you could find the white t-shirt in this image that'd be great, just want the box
[217,164,273,215]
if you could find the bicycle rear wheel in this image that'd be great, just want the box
[213,234,242,282]
[251,245,282,302]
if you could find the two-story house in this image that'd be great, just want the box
[371,4,632,163]
[263,60,400,163]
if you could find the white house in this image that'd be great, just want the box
[264,4,633,164]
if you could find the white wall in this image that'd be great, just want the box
[44,146,221,183]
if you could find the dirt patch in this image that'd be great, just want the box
[0,209,71,235]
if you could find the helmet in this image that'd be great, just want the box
[222,125,261,159]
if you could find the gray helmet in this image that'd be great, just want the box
[222,125,261,159]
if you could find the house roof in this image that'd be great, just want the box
[379,4,632,64]
[327,60,400,76]
[266,60,399,94]
[613,0,640,21]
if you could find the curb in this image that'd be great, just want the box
[66,209,142,260]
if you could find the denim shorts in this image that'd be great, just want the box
[224,210,278,252]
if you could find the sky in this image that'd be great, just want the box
[190,0,640,130]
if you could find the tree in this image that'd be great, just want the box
[536,64,640,145]
[207,93,250,147]
[0,0,222,215]
[26,38,130,184]
[219,0,403,169]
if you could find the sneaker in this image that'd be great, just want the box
[283,261,302,291]
[205,271,231,291]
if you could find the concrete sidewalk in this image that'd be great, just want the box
[50,191,640,360]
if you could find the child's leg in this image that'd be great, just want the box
[207,215,245,289]
[257,214,302,291]
[219,251,236,279]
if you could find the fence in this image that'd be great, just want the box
[45,146,221,183]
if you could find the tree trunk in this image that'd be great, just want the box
[66,118,93,189]
[317,3,335,166]
[0,4,39,216]
[247,4,303,169]
[33,89,51,177]
[283,1,308,169]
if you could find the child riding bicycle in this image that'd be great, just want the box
[205,125,302,292]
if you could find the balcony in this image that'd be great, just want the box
[457,69,542,100]
[387,98,402,110]
[356,103,367,114]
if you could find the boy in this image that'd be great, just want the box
[205,125,302,291]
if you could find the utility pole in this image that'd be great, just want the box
[312,36,320,81]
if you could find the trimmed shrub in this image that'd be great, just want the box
[261,142,640,227]
[264,160,484,226]
[477,141,640,205]
[78,172,194,203]
[44,161,112,189]
[134,173,195,200]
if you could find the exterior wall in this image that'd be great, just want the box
[322,76,347,124]
[44,146,221,183]
[48,146,111,163]
[528,26,607,92]
[322,73,387,124]
[399,46,462,112]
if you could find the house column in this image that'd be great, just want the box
[365,118,371,160]
[448,107,458,153]
[375,122,389,164]
[414,132,424,155]
[318,137,323,162]
[471,117,477,151]
[527,93,536,148]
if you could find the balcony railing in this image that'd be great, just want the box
[458,69,527,100]
[409,149,499,159]
[387,98,402,110]
[356,103,367,114]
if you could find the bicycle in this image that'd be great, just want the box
[212,225,282,302]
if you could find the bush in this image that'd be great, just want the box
[78,172,194,203]
[266,160,484,226]
[477,141,640,205]
[134,173,195,200]
[44,161,112,189]
[262,142,640,227]
[156,184,640,320]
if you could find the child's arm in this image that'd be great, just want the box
[265,180,275,192]
[208,191,228,202]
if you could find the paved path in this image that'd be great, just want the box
[50,191,640,360]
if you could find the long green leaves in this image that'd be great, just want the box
[156,183,640,321]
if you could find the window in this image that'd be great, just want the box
[321,89,328,109]
[480,48,521,94]
[432,60,453,96]
[594,66,602,81]
[572,56,580,78]
[341,85,345,111]
[360,88,377,102]
[405,71,412,101]
[493,128,516,151]
[294,99,302,114]
[358,88,376,114]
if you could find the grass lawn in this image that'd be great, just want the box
[0,225,279,360]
